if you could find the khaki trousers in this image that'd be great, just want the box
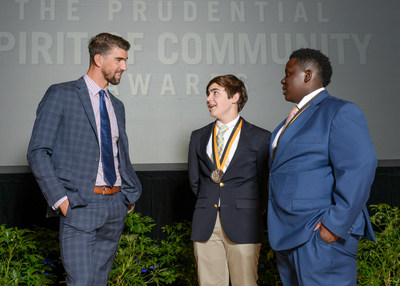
[193,213,261,286]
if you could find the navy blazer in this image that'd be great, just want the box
[27,77,142,213]
[267,90,377,251]
[188,118,270,244]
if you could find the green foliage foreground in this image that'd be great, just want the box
[357,204,400,285]
[1,204,399,285]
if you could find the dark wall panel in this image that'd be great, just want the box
[0,168,399,239]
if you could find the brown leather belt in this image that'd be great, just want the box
[93,186,121,195]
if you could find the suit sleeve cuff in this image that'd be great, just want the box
[52,196,68,210]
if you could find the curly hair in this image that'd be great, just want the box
[206,74,248,112]
[290,48,332,87]
[88,33,130,65]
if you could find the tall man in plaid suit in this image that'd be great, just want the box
[27,33,142,285]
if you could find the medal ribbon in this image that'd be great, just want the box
[212,118,243,171]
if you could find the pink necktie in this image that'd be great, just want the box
[271,106,299,161]
[283,106,299,130]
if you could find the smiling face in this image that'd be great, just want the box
[100,46,128,85]
[281,58,308,104]
[206,83,239,123]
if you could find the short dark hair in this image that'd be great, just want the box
[206,74,248,112]
[290,48,332,87]
[88,33,130,64]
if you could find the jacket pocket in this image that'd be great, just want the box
[236,199,260,209]
[56,168,78,192]
[296,136,322,144]
[195,197,208,209]
[292,199,331,211]
[55,167,73,180]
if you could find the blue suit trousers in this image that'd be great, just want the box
[59,191,128,285]
[276,229,360,286]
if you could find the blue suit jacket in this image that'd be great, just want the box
[189,118,270,244]
[267,90,377,251]
[27,77,142,213]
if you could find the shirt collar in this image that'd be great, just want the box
[217,115,240,130]
[84,74,109,97]
[297,87,325,109]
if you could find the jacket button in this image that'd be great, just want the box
[214,204,218,208]
[220,182,224,187]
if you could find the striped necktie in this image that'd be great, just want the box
[212,125,229,163]
[216,125,229,158]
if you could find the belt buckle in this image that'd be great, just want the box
[103,186,107,195]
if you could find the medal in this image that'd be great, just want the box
[211,169,224,183]
[210,118,243,184]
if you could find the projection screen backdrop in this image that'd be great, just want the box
[0,0,399,169]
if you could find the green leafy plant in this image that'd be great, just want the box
[0,225,58,285]
[160,221,198,286]
[357,204,400,285]
[108,212,178,285]
[2,204,400,285]
[257,230,282,286]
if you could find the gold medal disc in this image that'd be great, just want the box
[211,169,224,183]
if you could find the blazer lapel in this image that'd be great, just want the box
[272,91,330,168]
[199,118,251,174]
[76,77,98,141]
[225,118,251,172]
[269,120,285,167]
[200,123,215,171]
[109,93,123,130]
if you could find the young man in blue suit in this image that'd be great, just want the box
[188,75,271,286]
[268,48,377,285]
[27,33,142,285]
